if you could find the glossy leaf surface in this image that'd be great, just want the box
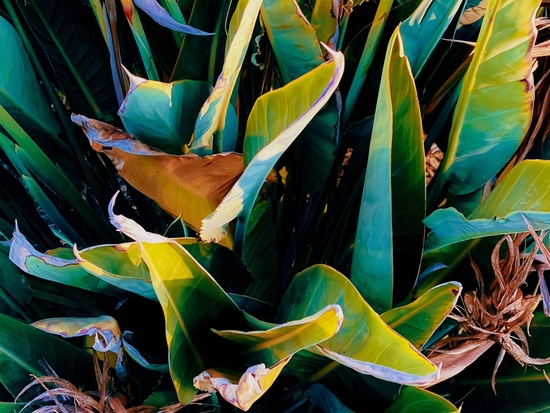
[215,304,343,366]
[201,48,344,254]
[381,282,462,348]
[278,265,438,385]
[133,0,211,35]
[109,202,242,404]
[351,28,425,312]
[436,0,539,194]
[118,72,211,154]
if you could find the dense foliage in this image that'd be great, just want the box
[1,0,550,411]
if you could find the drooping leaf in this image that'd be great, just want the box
[385,386,460,413]
[193,356,291,412]
[381,282,462,349]
[0,17,61,140]
[400,0,463,77]
[350,28,425,312]
[278,265,439,385]
[0,313,93,397]
[200,47,345,255]
[434,0,539,195]
[122,331,169,372]
[14,0,118,118]
[108,198,243,404]
[190,0,263,155]
[72,115,243,238]
[9,225,123,296]
[118,71,211,154]
[133,0,212,35]
[214,304,343,366]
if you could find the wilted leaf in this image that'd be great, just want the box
[72,114,243,237]
[351,28,425,312]
[215,304,343,366]
[201,47,344,254]
[381,282,462,349]
[193,356,291,411]
[279,265,439,385]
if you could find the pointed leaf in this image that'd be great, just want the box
[200,48,345,254]
[435,0,539,194]
[133,0,212,35]
[215,304,343,366]
[381,282,462,348]
[350,28,425,312]
[193,356,291,411]
[386,386,460,413]
[0,17,61,140]
[191,0,263,154]
[72,115,243,236]
[118,71,211,154]
[9,225,123,296]
[400,0,463,77]
[108,199,243,404]
[0,313,92,397]
[278,265,439,385]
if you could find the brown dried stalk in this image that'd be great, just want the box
[438,224,550,393]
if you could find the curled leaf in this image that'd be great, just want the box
[133,0,212,35]
[193,356,291,411]
[72,115,243,236]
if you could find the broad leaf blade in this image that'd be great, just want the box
[386,386,459,413]
[200,48,345,254]
[436,0,539,195]
[278,265,438,385]
[351,28,425,312]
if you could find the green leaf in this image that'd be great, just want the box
[0,17,61,140]
[215,304,343,366]
[421,160,550,292]
[0,246,31,320]
[9,225,123,296]
[73,115,243,242]
[0,313,93,397]
[342,0,393,125]
[385,386,459,413]
[261,0,324,83]
[381,282,462,348]
[0,403,23,413]
[278,265,438,385]
[200,48,345,255]
[191,0,263,154]
[14,0,118,118]
[109,202,243,404]
[118,71,211,154]
[350,28,425,312]
[400,0,463,77]
[434,0,539,195]
[133,0,212,35]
